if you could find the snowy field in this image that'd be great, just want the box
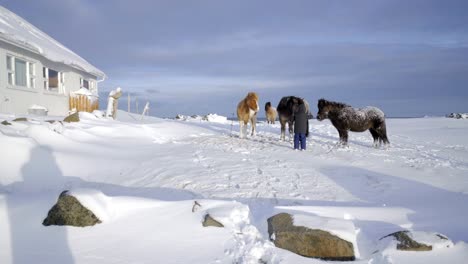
[0,111,467,263]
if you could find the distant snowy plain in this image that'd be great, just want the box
[0,111,467,263]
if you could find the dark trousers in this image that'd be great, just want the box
[294,133,306,150]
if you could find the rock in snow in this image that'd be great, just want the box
[379,231,453,251]
[175,113,229,124]
[202,214,224,228]
[267,213,355,261]
[12,117,27,122]
[446,113,468,119]
[42,190,102,227]
[63,112,80,123]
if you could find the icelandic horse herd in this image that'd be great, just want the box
[236,92,389,146]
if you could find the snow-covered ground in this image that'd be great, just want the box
[0,111,467,263]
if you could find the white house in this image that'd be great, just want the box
[0,6,105,116]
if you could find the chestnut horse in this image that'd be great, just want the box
[265,102,277,124]
[237,92,259,138]
[317,98,390,146]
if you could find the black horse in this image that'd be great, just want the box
[316,99,389,146]
[276,96,312,140]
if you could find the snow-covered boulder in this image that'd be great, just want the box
[379,231,453,251]
[202,114,228,124]
[175,114,203,121]
[446,113,468,119]
[202,214,224,228]
[267,213,355,261]
[175,113,228,123]
[12,117,28,122]
[63,112,80,123]
[43,190,102,227]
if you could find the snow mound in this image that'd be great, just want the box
[410,232,454,249]
[71,88,96,97]
[203,114,229,124]
[199,200,250,230]
[198,200,279,263]
[175,114,203,121]
[371,231,465,264]
[378,231,454,251]
[277,205,414,229]
[0,6,105,79]
[446,113,468,119]
[69,189,168,222]
[175,113,229,124]
[28,104,48,110]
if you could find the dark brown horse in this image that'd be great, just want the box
[277,96,312,140]
[317,99,389,146]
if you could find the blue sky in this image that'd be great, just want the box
[2,0,468,117]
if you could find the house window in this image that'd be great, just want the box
[28,62,35,88]
[43,67,65,93]
[7,56,13,85]
[6,55,35,88]
[80,78,89,89]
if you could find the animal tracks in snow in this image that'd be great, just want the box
[174,119,468,212]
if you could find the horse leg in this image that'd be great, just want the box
[338,129,348,146]
[369,128,379,147]
[343,130,349,146]
[288,120,294,141]
[337,129,344,145]
[280,120,286,141]
[239,121,244,138]
[251,115,257,136]
[250,119,253,136]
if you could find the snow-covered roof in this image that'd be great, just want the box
[0,6,105,80]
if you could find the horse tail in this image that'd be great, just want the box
[378,120,390,144]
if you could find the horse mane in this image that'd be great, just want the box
[318,98,349,109]
[246,92,259,102]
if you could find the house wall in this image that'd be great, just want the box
[0,41,99,116]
